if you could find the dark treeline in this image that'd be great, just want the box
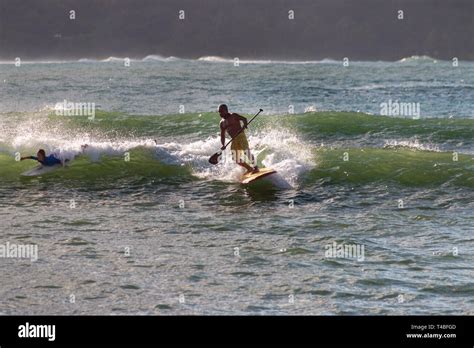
[0,0,472,61]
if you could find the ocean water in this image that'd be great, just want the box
[0,56,473,315]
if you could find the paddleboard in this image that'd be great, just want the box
[241,168,276,184]
[21,164,63,177]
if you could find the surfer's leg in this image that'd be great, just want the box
[240,149,258,172]
[238,162,254,172]
[234,149,254,172]
[232,134,257,173]
[247,150,259,172]
[236,134,259,172]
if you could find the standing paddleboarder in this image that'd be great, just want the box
[218,104,259,173]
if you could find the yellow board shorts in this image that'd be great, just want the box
[231,132,250,163]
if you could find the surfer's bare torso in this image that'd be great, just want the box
[220,113,247,137]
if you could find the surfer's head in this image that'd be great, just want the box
[218,104,229,118]
[37,149,46,161]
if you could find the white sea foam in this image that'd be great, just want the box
[383,139,441,152]
[1,111,311,187]
[397,55,438,63]
[197,56,330,65]
[157,128,314,187]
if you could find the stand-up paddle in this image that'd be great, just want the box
[209,108,263,165]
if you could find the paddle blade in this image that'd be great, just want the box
[208,152,221,165]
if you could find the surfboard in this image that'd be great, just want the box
[240,167,277,184]
[21,164,63,177]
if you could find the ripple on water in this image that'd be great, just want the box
[119,284,141,290]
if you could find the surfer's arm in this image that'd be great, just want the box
[220,121,226,150]
[20,156,38,161]
[236,114,248,128]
